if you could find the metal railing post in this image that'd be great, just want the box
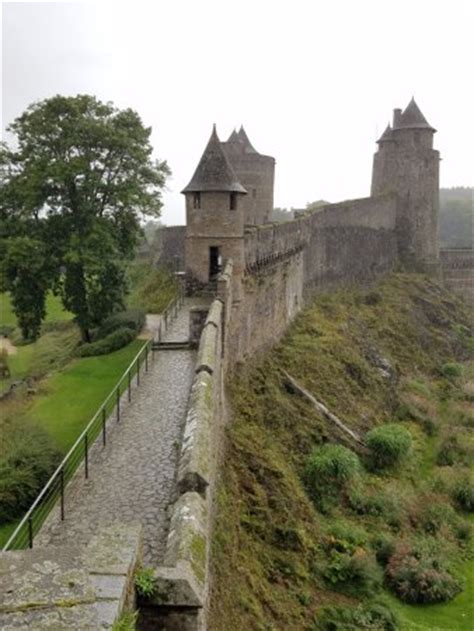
[84,434,89,479]
[128,371,131,401]
[116,387,120,422]
[28,517,33,549]
[2,338,151,553]
[102,408,106,446]
[60,468,65,521]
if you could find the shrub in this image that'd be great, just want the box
[305,444,360,509]
[414,501,457,535]
[366,424,412,470]
[451,475,474,511]
[440,362,463,378]
[77,327,136,357]
[321,523,381,596]
[322,548,382,597]
[327,520,368,549]
[372,534,396,566]
[96,309,145,340]
[0,419,61,523]
[385,542,461,604]
[314,599,399,631]
[349,487,402,527]
[436,435,468,466]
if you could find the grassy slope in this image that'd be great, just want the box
[24,339,144,452]
[209,274,473,631]
[126,263,178,313]
[0,339,144,548]
[0,291,72,328]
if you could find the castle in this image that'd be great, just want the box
[182,98,440,294]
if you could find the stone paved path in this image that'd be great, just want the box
[36,298,210,566]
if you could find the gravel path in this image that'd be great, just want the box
[36,298,209,566]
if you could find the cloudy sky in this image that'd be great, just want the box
[2,0,473,225]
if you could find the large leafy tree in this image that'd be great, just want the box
[0,95,170,341]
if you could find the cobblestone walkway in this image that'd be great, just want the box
[36,298,210,566]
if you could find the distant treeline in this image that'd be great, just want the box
[439,187,473,248]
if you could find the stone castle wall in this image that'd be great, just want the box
[440,248,474,306]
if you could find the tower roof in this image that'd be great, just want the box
[227,129,240,142]
[377,123,394,143]
[395,98,436,131]
[237,126,257,153]
[182,125,247,194]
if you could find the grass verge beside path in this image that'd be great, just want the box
[24,339,145,452]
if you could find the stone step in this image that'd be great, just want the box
[152,341,191,351]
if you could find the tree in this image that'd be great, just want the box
[0,95,170,341]
[0,237,50,340]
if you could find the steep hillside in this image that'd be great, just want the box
[209,274,473,631]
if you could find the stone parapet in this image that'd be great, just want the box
[0,524,142,630]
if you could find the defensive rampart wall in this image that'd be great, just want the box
[440,248,474,306]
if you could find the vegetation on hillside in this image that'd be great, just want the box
[210,274,473,631]
[126,263,178,314]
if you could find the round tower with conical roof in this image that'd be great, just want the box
[371,98,440,271]
[182,126,247,286]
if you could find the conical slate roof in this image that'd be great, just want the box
[182,126,247,194]
[237,126,257,153]
[395,98,435,131]
[227,129,240,142]
[377,123,394,143]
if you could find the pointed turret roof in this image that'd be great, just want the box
[377,123,394,143]
[395,98,436,131]
[237,126,257,153]
[182,126,247,194]
[227,129,240,142]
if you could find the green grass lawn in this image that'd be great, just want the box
[24,339,145,452]
[388,515,474,630]
[0,520,21,549]
[0,291,72,328]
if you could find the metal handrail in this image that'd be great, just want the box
[3,289,185,551]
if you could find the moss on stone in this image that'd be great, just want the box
[209,274,473,631]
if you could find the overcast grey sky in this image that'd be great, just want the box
[1,0,473,225]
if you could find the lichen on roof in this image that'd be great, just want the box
[182,125,247,194]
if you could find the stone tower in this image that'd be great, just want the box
[371,98,440,272]
[182,126,247,286]
[221,126,275,225]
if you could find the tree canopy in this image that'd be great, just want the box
[0,94,170,340]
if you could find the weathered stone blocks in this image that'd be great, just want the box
[0,523,141,630]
